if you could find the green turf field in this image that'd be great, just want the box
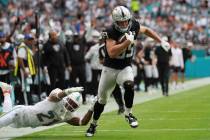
[14,85,210,140]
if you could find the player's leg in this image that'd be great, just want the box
[152,65,159,89]
[163,65,170,96]
[112,84,124,114]
[144,65,152,93]
[86,66,117,137]
[0,111,15,128]
[180,67,185,89]
[117,66,138,128]
[0,105,23,128]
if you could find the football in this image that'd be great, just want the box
[117,34,127,43]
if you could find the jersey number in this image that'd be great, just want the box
[37,111,59,126]
[117,44,134,59]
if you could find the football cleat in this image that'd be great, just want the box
[86,123,97,137]
[125,113,138,128]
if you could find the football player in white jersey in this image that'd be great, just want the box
[0,82,94,128]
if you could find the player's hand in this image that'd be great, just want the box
[161,40,170,52]
[125,31,134,43]
[64,87,84,95]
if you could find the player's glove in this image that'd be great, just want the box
[63,87,84,95]
[0,81,12,94]
[161,40,170,52]
[125,31,134,43]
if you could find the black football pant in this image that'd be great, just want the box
[70,64,86,102]
[48,66,65,95]
[157,64,170,95]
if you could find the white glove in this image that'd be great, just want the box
[63,87,84,95]
[125,31,134,43]
[0,82,12,90]
[161,40,170,52]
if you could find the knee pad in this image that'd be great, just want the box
[123,81,134,91]
[123,81,134,108]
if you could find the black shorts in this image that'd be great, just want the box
[171,66,181,73]
[180,67,185,73]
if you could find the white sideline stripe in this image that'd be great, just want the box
[92,128,210,132]
[144,118,210,121]
[34,128,210,135]
[0,77,210,140]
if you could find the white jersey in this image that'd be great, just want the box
[85,43,103,70]
[170,47,184,68]
[11,98,75,128]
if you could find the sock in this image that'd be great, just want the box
[92,101,105,125]
[92,119,98,125]
[3,93,13,113]
[124,107,132,116]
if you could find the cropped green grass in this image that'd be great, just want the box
[14,85,210,140]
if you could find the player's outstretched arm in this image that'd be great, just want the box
[66,97,96,126]
[66,109,93,126]
[48,87,84,102]
[140,25,170,52]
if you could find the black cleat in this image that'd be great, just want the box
[86,123,97,137]
[125,113,138,128]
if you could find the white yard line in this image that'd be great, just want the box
[0,77,210,140]
[50,128,210,133]
[26,128,210,137]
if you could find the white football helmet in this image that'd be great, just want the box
[63,92,82,112]
[112,6,132,33]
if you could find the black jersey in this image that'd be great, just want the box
[103,19,140,69]
[155,45,172,65]
[99,44,105,60]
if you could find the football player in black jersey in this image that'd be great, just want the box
[86,6,170,137]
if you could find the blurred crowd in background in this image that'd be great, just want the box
[0,0,209,106]
[0,0,209,45]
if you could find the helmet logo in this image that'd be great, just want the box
[76,95,80,102]
[112,6,132,33]
[120,7,125,18]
